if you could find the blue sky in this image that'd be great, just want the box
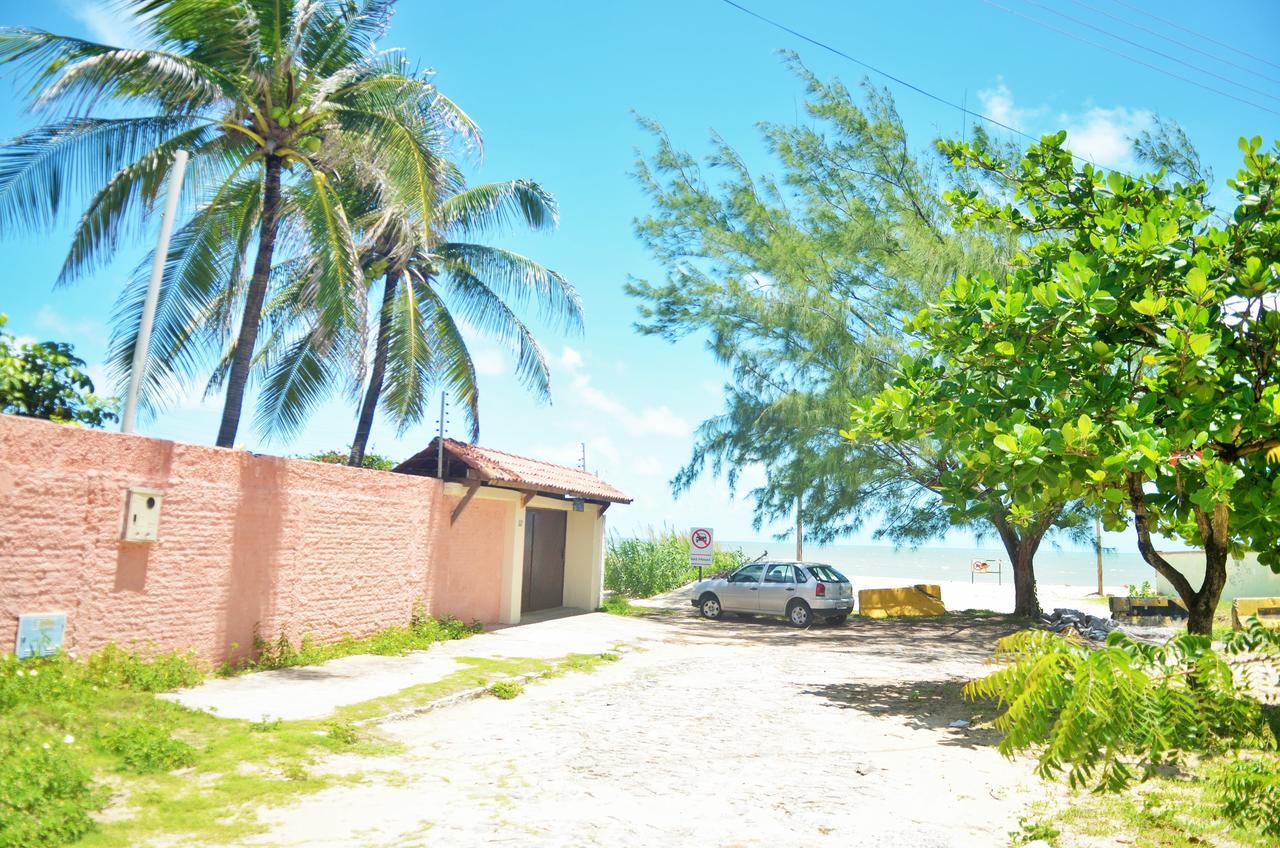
[1,0,1277,546]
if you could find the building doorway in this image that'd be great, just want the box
[522,508,566,613]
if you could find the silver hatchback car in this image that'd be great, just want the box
[690,561,855,627]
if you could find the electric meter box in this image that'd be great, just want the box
[122,488,163,542]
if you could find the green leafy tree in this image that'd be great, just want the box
[0,314,116,426]
[0,0,473,447]
[301,448,396,471]
[854,132,1280,633]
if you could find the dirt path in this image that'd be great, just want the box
[232,612,1046,847]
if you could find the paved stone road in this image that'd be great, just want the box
[236,612,1046,847]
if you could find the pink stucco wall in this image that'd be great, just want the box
[0,413,507,665]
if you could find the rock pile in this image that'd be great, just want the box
[1040,608,1117,642]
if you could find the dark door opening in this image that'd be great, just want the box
[522,508,566,614]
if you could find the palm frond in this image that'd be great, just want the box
[437,259,554,403]
[441,243,583,332]
[436,180,559,235]
[0,116,205,236]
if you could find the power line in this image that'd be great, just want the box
[1017,0,1280,105]
[1066,0,1280,87]
[1109,0,1280,74]
[983,0,1280,118]
[713,0,1160,179]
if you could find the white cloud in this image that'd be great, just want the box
[569,372,690,438]
[630,455,666,477]
[977,79,1153,173]
[34,306,106,346]
[977,78,1044,133]
[557,345,584,370]
[472,347,505,376]
[572,373,627,418]
[1061,107,1154,172]
[631,405,690,438]
[65,2,141,47]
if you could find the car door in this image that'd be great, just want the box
[719,564,765,612]
[758,563,796,614]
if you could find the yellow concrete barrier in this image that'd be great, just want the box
[858,584,945,619]
[1233,597,1280,630]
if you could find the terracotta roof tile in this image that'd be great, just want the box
[394,438,632,504]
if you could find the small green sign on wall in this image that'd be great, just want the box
[16,612,66,659]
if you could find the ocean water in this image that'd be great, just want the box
[720,540,1158,588]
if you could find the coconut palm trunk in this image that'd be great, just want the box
[348,266,402,466]
[216,154,284,448]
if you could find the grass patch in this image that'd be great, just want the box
[598,595,681,618]
[222,606,481,675]
[1049,757,1277,847]
[0,612,496,847]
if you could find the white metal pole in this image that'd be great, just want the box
[122,149,189,434]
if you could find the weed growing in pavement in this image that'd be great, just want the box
[228,605,481,674]
[488,680,524,700]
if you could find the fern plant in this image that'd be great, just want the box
[967,619,1280,835]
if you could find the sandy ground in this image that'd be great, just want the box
[205,610,1049,848]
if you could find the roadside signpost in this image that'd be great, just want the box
[690,527,714,580]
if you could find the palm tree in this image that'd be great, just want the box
[0,0,473,446]
[253,176,584,465]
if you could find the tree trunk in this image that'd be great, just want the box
[1126,471,1227,636]
[349,267,401,467]
[215,154,284,448]
[795,492,804,561]
[989,509,1052,619]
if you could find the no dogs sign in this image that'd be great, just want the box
[689,527,714,566]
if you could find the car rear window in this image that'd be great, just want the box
[805,565,848,582]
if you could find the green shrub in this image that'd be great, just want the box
[100,720,196,774]
[604,529,747,597]
[82,643,204,692]
[1219,753,1280,838]
[968,620,1280,839]
[488,680,524,700]
[0,726,98,847]
[323,719,359,746]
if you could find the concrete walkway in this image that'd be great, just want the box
[165,611,654,721]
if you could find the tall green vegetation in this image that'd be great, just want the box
[0,313,115,426]
[630,56,1084,615]
[0,0,471,446]
[605,530,747,598]
[852,133,1280,632]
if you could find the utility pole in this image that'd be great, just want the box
[435,391,446,478]
[579,442,586,471]
[122,149,189,434]
[795,493,804,561]
[1094,514,1104,596]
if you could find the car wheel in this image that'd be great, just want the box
[826,613,850,625]
[699,594,723,620]
[787,600,812,628]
